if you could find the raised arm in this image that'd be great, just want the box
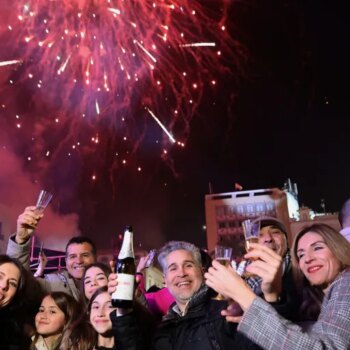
[6,206,43,270]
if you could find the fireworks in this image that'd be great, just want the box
[0,0,244,179]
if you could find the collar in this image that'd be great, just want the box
[165,284,210,319]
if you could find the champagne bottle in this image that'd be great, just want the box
[111,226,136,308]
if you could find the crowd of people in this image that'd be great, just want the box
[1,198,350,350]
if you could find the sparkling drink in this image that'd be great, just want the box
[244,237,259,278]
[213,245,232,300]
[216,258,231,267]
[245,237,259,253]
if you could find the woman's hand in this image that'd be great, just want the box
[108,273,118,294]
[205,260,256,311]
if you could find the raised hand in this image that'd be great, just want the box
[205,260,256,311]
[34,250,48,278]
[107,273,118,295]
[244,243,283,302]
[16,206,43,244]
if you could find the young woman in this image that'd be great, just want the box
[89,287,154,350]
[81,263,111,306]
[31,292,94,350]
[205,223,350,350]
[89,287,116,349]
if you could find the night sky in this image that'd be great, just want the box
[0,1,349,252]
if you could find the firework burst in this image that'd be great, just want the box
[1,0,244,179]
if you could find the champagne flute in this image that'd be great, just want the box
[213,245,232,300]
[35,190,53,214]
[241,219,261,277]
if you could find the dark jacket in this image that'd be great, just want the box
[110,303,156,350]
[246,252,302,322]
[152,285,259,350]
[0,307,31,350]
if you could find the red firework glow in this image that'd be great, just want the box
[0,0,243,177]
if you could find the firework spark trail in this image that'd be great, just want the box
[0,60,21,67]
[0,0,245,176]
[146,107,176,144]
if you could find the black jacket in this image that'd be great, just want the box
[152,285,259,350]
[0,307,31,350]
[111,303,156,350]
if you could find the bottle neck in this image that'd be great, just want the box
[118,231,135,259]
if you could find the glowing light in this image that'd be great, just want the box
[95,100,100,115]
[180,42,216,47]
[1,0,243,174]
[146,108,176,144]
[0,60,21,67]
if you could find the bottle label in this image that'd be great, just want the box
[112,273,135,301]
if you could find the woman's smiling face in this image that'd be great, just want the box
[0,262,20,308]
[90,292,116,335]
[297,232,342,292]
[84,266,108,300]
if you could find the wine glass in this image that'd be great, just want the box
[35,190,53,214]
[213,245,232,300]
[241,219,261,277]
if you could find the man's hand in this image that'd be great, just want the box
[244,243,283,302]
[16,206,43,244]
[34,250,48,278]
[221,300,243,323]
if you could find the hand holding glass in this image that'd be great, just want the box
[213,245,232,300]
[241,219,261,277]
[215,245,232,267]
[36,190,53,214]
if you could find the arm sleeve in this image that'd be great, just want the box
[111,311,149,350]
[6,234,31,270]
[6,234,53,294]
[111,304,156,350]
[238,274,350,350]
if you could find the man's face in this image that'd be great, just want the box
[66,242,96,280]
[164,249,203,310]
[258,225,288,257]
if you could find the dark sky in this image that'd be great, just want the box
[1,0,350,252]
[146,0,350,248]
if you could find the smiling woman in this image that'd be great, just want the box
[292,224,350,320]
[205,223,350,350]
[88,286,154,350]
[0,255,30,349]
[80,262,112,310]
